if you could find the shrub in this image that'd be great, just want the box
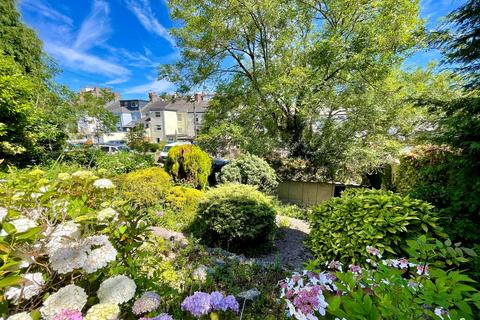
[308,188,444,266]
[158,186,205,231]
[121,167,171,206]
[95,151,155,174]
[194,184,277,253]
[164,145,211,189]
[218,154,278,194]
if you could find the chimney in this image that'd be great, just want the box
[194,92,203,103]
[148,92,158,102]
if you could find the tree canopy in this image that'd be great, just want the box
[160,0,456,181]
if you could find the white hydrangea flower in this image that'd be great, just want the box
[98,275,136,304]
[40,284,87,320]
[44,221,81,253]
[7,312,32,320]
[0,207,7,221]
[11,218,37,233]
[93,179,115,189]
[58,172,72,181]
[49,243,89,274]
[85,303,120,320]
[72,170,97,180]
[97,208,118,221]
[5,273,44,304]
[83,235,117,273]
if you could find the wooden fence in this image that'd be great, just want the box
[277,181,338,205]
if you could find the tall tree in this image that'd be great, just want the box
[440,0,480,89]
[160,0,451,180]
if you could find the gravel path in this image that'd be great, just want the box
[256,216,312,271]
[151,215,312,271]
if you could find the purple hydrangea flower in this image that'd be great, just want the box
[52,309,83,320]
[133,292,161,315]
[210,291,225,311]
[223,295,239,313]
[139,314,173,320]
[181,292,212,317]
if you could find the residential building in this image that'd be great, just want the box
[106,99,149,132]
[141,93,210,143]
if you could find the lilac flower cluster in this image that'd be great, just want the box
[132,291,161,315]
[51,309,83,320]
[181,291,239,318]
[139,314,173,320]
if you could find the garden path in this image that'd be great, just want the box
[151,215,312,271]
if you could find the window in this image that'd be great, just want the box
[156,138,161,143]
[177,114,183,121]
[155,111,161,117]
[155,125,162,131]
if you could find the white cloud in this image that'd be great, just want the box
[74,0,111,51]
[126,0,175,46]
[105,76,131,85]
[20,0,73,26]
[46,43,131,78]
[123,79,173,94]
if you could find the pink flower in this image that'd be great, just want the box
[416,265,429,276]
[328,261,342,271]
[366,246,381,257]
[52,310,83,320]
[349,265,362,274]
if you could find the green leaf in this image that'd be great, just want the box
[0,275,23,288]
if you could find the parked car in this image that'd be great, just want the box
[158,141,191,162]
[96,144,129,153]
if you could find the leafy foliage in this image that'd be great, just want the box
[157,186,205,232]
[292,236,480,320]
[218,154,278,194]
[161,0,457,181]
[164,144,211,189]
[308,189,444,266]
[121,167,171,206]
[194,184,277,254]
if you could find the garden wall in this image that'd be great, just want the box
[277,181,336,205]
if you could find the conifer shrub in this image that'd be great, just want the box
[164,145,211,189]
[121,167,171,206]
[194,184,277,253]
[308,188,444,266]
[218,154,278,194]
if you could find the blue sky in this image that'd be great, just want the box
[19,0,466,100]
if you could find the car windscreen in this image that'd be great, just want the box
[162,146,172,152]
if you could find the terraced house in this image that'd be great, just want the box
[141,93,211,143]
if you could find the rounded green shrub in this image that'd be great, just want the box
[121,167,171,206]
[158,186,205,231]
[308,188,444,266]
[164,145,211,189]
[218,154,278,194]
[194,183,277,253]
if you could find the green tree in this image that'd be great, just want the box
[160,0,449,181]
[0,0,45,76]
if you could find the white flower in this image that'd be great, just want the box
[58,172,72,181]
[40,284,87,320]
[48,234,116,274]
[85,303,120,320]
[97,208,118,221]
[93,179,115,189]
[11,218,37,233]
[45,221,81,253]
[97,275,136,304]
[5,273,44,304]
[72,170,97,180]
[49,243,89,274]
[7,312,32,320]
[82,235,117,273]
[0,207,7,221]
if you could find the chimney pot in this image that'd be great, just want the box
[148,92,158,102]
